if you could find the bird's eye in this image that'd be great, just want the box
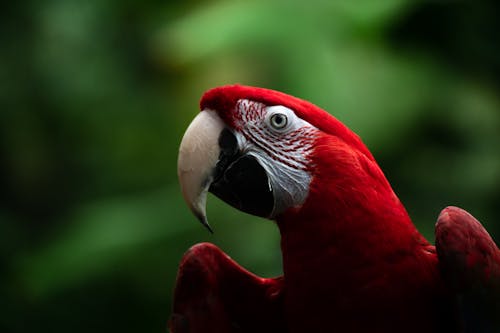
[269,113,288,130]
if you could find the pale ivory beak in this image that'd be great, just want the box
[177,110,225,232]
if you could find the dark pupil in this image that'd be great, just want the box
[274,114,285,126]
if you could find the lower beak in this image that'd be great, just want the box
[177,110,224,232]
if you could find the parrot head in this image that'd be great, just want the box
[178,84,390,231]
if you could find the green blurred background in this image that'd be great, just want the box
[1,0,499,332]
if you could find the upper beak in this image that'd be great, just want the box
[177,110,224,233]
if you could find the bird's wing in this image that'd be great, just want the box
[168,242,285,333]
[435,206,500,332]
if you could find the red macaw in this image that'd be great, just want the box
[170,85,500,333]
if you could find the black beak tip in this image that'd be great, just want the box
[203,221,214,234]
[197,215,213,234]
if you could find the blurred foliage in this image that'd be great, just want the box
[1,0,499,332]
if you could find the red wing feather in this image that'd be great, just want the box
[436,206,500,290]
[436,206,500,332]
[168,243,285,333]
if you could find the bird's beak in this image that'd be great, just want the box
[178,109,274,232]
[177,110,224,233]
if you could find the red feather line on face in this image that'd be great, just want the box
[233,99,317,172]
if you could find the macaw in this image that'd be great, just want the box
[169,85,500,333]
